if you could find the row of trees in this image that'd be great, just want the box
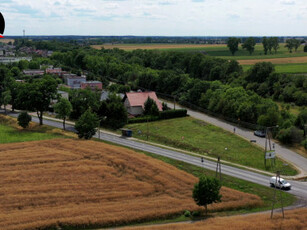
[227,37,303,55]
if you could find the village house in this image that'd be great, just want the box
[123,91,163,116]
[81,81,103,91]
[23,69,45,76]
[46,67,66,76]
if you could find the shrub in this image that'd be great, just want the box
[128,116,159,124]
[183,210,191,217]
[302,140,307,150]
[304,45,307,52]
[17,112,32,128]
[191,210,201,217]
[277,126,303,144]
[159,109,187,119]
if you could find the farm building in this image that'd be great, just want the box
[81,81,103,91]
[123,91,162,116]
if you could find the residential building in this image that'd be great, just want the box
[64,74,86,89]
[81,81,103,91]
[23,69,45,76]
[123,91,162,116]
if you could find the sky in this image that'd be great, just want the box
[1,0,306,36]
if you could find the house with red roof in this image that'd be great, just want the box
[123,91,162,116]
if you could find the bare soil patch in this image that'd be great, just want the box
[0,139,262,229]
[239,56,307,65]
[0,38,14,44]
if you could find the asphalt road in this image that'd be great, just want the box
[164,101,307,177]
[6,111,307,200]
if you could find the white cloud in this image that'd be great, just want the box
[1,0,306,36]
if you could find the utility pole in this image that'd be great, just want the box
[146,117,149,141]
[215,156,222,181]
[173,96,176,110]
[23,29,25,37]
[271,170,284,219]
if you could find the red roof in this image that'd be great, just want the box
[126,92,162,111]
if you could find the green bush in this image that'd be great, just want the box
[191,210,201,217]
[17,112,32,128]
[183,210,191,217]
[277,126,303,144]
[302,140,307,150]
[159,109,187,119]
[128,116,159,124]
[304,45,307,52]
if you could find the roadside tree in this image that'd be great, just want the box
[193,176,222,215]
[75,109,99,139]
[54,98,72,130]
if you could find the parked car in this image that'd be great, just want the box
[270,177,291,190]
[254,130,266,137]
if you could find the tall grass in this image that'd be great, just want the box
[125,208,307,230]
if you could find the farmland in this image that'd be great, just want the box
[125,117,297,175]
[125,208,307,230]
[0,138,263,230]
[91,43,307,74]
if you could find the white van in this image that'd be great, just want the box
[269,177,291,190]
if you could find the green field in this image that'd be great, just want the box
[125,117,297,175]
[0,116,68,144]
[243,63,307,74]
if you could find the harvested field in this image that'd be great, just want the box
[0,139,262,230]
[238,56,307,65]
[125,208,307,230]
[91,43,225,51]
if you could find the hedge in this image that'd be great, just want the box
[128,109,187,124]
[159,109,187,119]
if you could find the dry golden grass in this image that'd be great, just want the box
[238,56,307,65]
[0,139,262,229]
[91,44,225,51]
[125,208,307,230]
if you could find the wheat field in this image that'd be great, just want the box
[0,139,262,229]
[126,208,307,230]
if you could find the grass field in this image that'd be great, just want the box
[125,117,297,175]
[243,63,307,74]
[0,114,70,143]
[125,208,307,230]
[0,139,263,230]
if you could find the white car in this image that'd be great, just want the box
[270,177,291,190]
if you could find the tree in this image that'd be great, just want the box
[246,62,275,83]
[144,97,159,116]
[242,37,256,55]
[17,112,32,128]
[75,109,99,139]
[262,37,269,55]
[304,45,307,52]
[2,90,11,114]
[98,94,128,129]
[285,39,295,53]
[16,76,58,125]
[294,39,301,52]
[54,98,72,130]
[227,37,241,56]
[271,37,279,54]
[193,176,222,215]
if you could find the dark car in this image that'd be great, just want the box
[254,130,266,137]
